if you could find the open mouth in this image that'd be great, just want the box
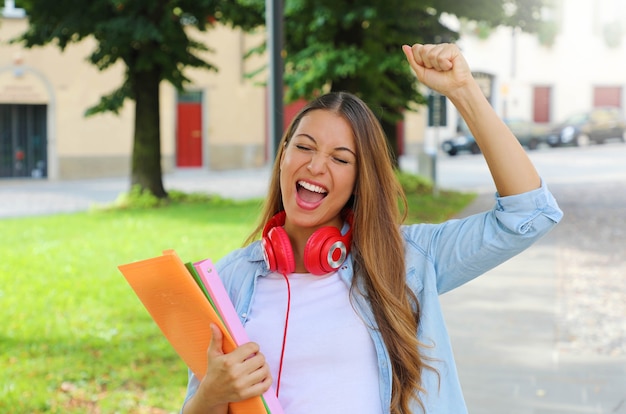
[297,180,327,204]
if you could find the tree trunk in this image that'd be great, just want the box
[130,67,167,198]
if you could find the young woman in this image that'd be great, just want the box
[181,43,563,414]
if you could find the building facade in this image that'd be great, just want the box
[0,4,268,180]
[460,0,625,131]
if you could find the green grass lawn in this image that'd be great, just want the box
[0,186,475,413]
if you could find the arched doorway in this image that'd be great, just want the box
[0,64,56,179]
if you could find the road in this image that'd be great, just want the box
[430,141,626,194]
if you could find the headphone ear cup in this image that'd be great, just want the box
[261,236,278,273]
[264,226,295,275]
[304,227,346,275]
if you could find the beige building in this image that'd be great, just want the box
[0,6,277,180]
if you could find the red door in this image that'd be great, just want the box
[593,86,622,108]
[533,86,551,123]
[176,101,202,167]
[283,98,307,131]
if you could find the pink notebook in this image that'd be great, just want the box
[192,258,283,414]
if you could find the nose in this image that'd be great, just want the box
[307,152,328,174]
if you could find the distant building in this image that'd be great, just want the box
[454,0,625,133]
[410,0,626,160]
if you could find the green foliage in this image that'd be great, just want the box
[84,82,132,116]
[437,0,547,33]
[246,0,549,157]
[394,170,476,223]
[474,21,494,39]
[278,0,453,125]
[405,189,477,223]
[396,170,434,195]
[98,185,243,210]
[110,184,165,209]
[537,20,559,47]
[502,0,549,33]
[0,187,473,412]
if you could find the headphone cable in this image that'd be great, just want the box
[275,272,291,397]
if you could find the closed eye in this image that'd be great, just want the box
[332,157,350,165]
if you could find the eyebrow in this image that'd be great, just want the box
[295,133,357,157]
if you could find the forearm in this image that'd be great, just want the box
[181,370,228,414]
[182,391,228,414]
[449,80,541,196]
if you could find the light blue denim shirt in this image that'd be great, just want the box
[182,181,563,413]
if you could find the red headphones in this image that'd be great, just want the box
[262,210,353,275]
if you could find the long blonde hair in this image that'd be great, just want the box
[246,92,433,413]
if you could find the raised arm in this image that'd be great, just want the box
[402,43,541,196]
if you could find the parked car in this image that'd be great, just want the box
[504,118,550,150]
[441,118,549,156]
[440,122,480,156]
[547,107,626,147]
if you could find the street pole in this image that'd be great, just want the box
[266,0,284,164]
[430,90,440,196]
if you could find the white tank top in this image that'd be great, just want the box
[244,271,383,414]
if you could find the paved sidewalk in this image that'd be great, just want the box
[445,184,626,414]
[0,168,271,218]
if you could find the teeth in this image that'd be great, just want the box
[298,181,327,194]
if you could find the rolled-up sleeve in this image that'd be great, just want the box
[403,180,563,295]
[493,181,563,235]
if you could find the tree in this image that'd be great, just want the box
[270,0,548,162]
[15,0,263,198]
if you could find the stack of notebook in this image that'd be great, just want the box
[118,249,283,414]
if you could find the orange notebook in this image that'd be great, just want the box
[118,249,278,414]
